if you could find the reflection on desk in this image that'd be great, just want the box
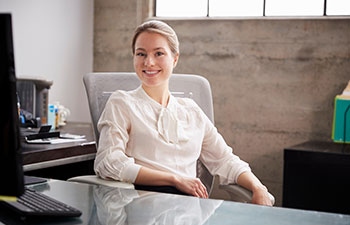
[11,180,347,225]
[92,186,222,225]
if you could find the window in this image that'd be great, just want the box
[156,0,207,17]
[265,0,324,16]
[210,0,264,17]
[327,0,350,15]
[155,0,350,17]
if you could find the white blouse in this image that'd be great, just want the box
[94,86,250,185]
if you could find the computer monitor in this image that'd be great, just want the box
[0,13,25,198]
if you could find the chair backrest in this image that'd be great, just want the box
[83,72,215,193]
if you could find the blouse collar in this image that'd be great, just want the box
[136,86,182,144]
[136,86,176,110]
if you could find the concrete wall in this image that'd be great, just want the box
[94,0,350,206]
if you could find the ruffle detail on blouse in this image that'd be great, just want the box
[157,107,189,144]
[157,107,178,144]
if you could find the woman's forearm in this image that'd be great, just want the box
[134,166,177,186]
[237,171,267,192]
[134,167,208,198]
[237,171,272,206]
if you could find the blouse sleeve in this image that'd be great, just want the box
[198,107,251,185]
[94,93,141,183]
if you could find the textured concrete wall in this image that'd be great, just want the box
[94,0,150,71]
[94,0,350,206]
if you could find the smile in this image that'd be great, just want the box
[143,70,160,77]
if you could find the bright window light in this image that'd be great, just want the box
[156,0,207,17]
[265,0,324,16]
[209,0,264,17]
[327,0,350,15]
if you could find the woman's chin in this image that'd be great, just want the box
[142,80,168,89]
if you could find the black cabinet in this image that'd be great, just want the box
[283,141,350,214]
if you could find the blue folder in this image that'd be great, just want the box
[332,96,350,143]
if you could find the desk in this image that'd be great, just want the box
[21,122,97,180]
[283,141,350,214]
[0,180,349,225]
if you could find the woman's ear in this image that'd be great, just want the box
[173,53,179,68]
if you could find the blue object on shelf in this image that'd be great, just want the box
[332,96,350,143]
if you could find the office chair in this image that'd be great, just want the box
[69,72,275,204]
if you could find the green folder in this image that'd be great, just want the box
[332,96,350,143]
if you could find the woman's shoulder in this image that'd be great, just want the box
[175,97,201,110]
[104,89,142,112]
[108,89,139,102]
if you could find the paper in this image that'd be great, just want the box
[26,137,86,144]
[60,133,86,139]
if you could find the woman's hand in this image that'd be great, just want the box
[237,171,273,206]
[251,186,273,206]
[135,167,208,198]
[173,176,208,198]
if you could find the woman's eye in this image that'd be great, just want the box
[156,52,164,56]
[136,52,145,57]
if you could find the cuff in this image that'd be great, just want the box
[121,163,142,183]
[234,167,251,184]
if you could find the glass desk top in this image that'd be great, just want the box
[0,180,349,225]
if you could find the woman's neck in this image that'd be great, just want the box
[142,84,170,107]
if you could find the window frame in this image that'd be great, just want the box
[154,0,350,18]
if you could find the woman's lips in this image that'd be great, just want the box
[143,70,160,77]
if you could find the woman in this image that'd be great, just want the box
[94,20,272,206]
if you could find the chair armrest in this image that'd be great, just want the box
[68,175,135,189]
[218,184,275,205]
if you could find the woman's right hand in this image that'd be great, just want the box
[135,167,208,198]
[173,176,208,198]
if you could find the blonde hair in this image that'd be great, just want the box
[132,20,179,56]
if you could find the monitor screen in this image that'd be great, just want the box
[0,13,25,197]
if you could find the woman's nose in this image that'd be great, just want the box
[144,55,155,66]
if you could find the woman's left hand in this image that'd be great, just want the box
[251,186,273,206]
[237,171,273,206]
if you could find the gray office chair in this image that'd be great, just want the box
[69,72,274,204]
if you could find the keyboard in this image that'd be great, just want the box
[0,188,82,219]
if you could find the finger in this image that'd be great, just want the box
[202,185,208,198]
[197,184,207,198]
[192,183,201,197]
[199,184,207,198]
[198,181,208,198]
[191,183,202,198]
[195,183,205,198]
[193,189,200,198]
[195,188,204,198]
[194,180,207,198]
[197,187,204,198]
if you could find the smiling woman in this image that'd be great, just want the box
[94,20,273,206]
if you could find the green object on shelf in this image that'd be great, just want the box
[332,96,350,143]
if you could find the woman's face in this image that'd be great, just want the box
[133,32,178,90]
